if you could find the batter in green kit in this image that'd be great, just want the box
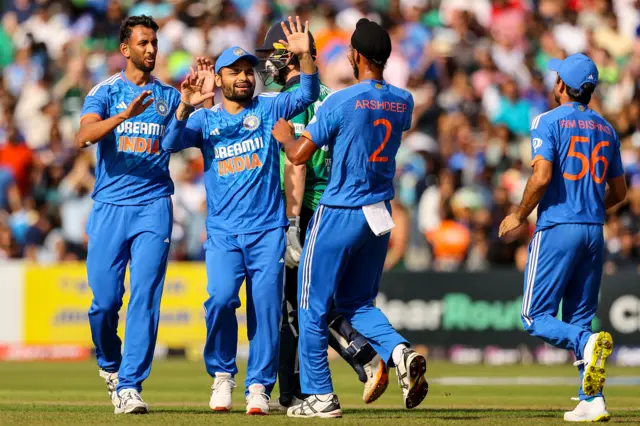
[279,80,332,212]
[256,23,383,412]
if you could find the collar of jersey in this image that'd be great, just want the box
[563,101,589,109]
[359,79,386,86]
[281,75,301,92]
[120,71,154,92]
[220,100,252,118]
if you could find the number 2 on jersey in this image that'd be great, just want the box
[563,135,609,184]
[369,119,392,163]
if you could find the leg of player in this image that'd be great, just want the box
[289,206,348,419]
[562,225,612,423]
[114,197,173,414]
[242,227,286,415]
[203,235,246,412]
[271,265,304,412]
[335,220,427,410]
[326,311,389,404]
[86,201,128,411]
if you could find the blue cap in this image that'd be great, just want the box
[547,53,598,90]
[214,46,259,74]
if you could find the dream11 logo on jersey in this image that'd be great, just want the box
[116,121,165,155]
[214,114,264,176]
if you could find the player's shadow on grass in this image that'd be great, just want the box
[343,408,559,420]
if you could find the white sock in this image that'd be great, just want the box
[392,344,408,366]
[316,393,333,401]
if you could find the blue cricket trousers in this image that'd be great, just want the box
[86,197,172,393]
[298,204,408,395]
[522,223,604,400]
[203,227,286,395]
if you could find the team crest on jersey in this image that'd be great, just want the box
[155,99,169,117]
[578,105,586,112]
[532,138,543,152]
[375,83,383,89]
[243,114,260,130]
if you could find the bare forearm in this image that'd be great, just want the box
[605,189,626,210]
[516,175,549,221]
[75,114,127,148]
[284,159,306,217]
[297,53,316,75]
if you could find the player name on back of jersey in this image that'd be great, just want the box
[559,119,613,135]
[355,99,408,113]
[214,136,264,176]
[116,121,166,155]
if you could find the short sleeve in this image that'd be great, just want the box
[608,134,625,179]
[403,94,414,132]
[530,118,555,166]
[80,85,109,122]
[302,98,341,149]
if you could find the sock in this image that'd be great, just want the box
[392,344,408,366]
[316,393,333,401]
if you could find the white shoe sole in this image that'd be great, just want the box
[363,358,389,404]
[114,403,149,415]
[563,412,611,422]
[404,352,429,409]
[287,409,343,418]
[246,406,269,416]
[583,332,613,396]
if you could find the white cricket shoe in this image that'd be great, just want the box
[580,332,614,396]
[246,384,269,415]
[269,396,304,413]
[209,372,235,412]
[287,394,343,418]
[363,354,389,404]
[98,369,119,408]
[564,397,611,422]
[114,389,148,414]
[396,348,428,409]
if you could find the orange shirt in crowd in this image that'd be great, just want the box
[0,143,33,195]
[426,220,471,263]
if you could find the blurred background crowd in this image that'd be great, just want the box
[0,0,638,272]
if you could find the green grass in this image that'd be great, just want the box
[0,360,639,424]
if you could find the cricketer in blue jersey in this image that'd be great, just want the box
[499,53,627,423]
[75,16,187,415]
[272,19,428,419]
[162,17,319,416]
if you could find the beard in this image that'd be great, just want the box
[131,54,155,73]
[222,82,255,102]
[350,59,359,80]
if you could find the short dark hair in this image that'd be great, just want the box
[119,15,159,44]
[566,82,596,105]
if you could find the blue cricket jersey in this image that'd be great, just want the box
[303,79,414,207]
[80,72,181,205]
[531,102,624,230]
[163,71,320,236]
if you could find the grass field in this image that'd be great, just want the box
[1,360,639,424]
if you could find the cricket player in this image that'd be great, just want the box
[255,22,388,410]
[162,17,319,415]
[271,19,428,418]
[75,15,182,414]
[499,53,627,422]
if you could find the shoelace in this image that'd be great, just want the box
[247,391,270,404]
[212,378,235,395]
[120,391,143,404]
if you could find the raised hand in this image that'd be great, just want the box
[498,213,524,238]
[180,67,215,107]
[279,16,310,57]
[121,91,154,119]
[196,57,216,96]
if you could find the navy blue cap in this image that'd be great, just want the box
[547,53,598,90]
[215,46,259,74]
